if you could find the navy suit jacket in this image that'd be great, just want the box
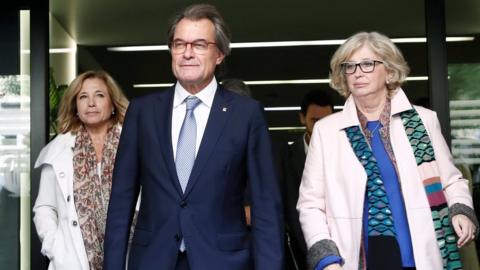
[281,136,308,269]
[103,85,284,270]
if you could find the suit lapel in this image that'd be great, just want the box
[154,88,184,196]
[183,86,231,197]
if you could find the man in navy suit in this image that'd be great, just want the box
[103,4,284,270]
[280,89,334,269]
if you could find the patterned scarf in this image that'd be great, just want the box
[346,125,402,270]
[400,109,461,270]
[346,107,462,270]
[73,124,120,270]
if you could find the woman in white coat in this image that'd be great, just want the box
[33,70,129,270]
[297,32,478,270]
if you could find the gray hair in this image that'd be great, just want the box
[167,4,231,57]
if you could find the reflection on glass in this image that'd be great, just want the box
[0,10,31,270]
[449,63,480,169]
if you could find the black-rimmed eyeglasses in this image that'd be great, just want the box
[169,39,217,55]
[341,60,384,74]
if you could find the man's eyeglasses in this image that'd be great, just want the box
[170,39,217,55]
[341,60,384,74]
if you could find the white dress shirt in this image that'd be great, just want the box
[171,78,217,160]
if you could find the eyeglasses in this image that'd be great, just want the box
[170,39,217,55]
[341,60,384,74]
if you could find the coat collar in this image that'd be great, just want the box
[338,88,413,130]
[35,132,76,168]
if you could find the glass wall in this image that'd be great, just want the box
[0,10,31,270]
[447,7,480,267]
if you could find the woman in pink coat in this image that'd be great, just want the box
[297,32,478,270]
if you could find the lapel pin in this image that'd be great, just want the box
[222,107,227,112]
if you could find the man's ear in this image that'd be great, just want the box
[216,51,225,65]
[299,112,306,125]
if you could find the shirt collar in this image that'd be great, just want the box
[303,133,309,154]
[173,77,218,108]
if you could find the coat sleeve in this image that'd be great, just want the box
[246,102,285,270]
[104,99,141,270]
[296,122,332,247]
[427,110,472,207]
[32,164,59,260]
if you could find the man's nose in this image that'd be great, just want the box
[183,43,194,58]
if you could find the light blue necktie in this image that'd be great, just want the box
[175,96,200,251]
[176,96,201,192]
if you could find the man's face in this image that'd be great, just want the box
[171,18,225,93]
[300,104,333,138]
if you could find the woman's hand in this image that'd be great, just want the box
[324,264,342,270]
[452,214,476,248]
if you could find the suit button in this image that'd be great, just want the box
[72,220,78,226]
[66,195,71,202]
[180,200,187,208]
[59,172,65,178]
[174,234,181,241]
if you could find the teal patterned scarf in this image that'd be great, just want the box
[400,108,461,270]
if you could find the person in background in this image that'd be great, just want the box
[281,89,334,270]
[221,78,251,97]
[103,4,283,270]
[297,31,478,270]
[33,70,129,270]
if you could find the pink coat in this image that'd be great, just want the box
[297,89,473,270]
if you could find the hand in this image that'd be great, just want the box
[324,264,342,270]
[244,206,251,226]
[452,214,476,248]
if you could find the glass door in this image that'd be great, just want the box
[0,9,31,270]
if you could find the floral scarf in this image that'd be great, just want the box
[73,124,120,270]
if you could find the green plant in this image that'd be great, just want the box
[49,68,68,139]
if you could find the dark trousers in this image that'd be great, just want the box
[175,252,190,270]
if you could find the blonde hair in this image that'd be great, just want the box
[57,70,129,133]
[329,31,410,97]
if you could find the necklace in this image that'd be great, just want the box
[367,121,382,139]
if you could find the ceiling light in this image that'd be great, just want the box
[108,45,169,52]
[268,126,306,131]
[245,79,330,85]
[133,76,428,88]
[109,36,474,52]
[264,105,344,112]
[265,106,300,111]
[21,48,77,54]
[133,83,174,88]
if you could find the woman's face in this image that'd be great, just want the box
[76,78,114,129]
[345,45,390,99]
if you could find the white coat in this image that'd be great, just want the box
[33,133,90,270]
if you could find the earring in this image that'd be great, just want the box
[112,109,115,115]
[386,79,390,84]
